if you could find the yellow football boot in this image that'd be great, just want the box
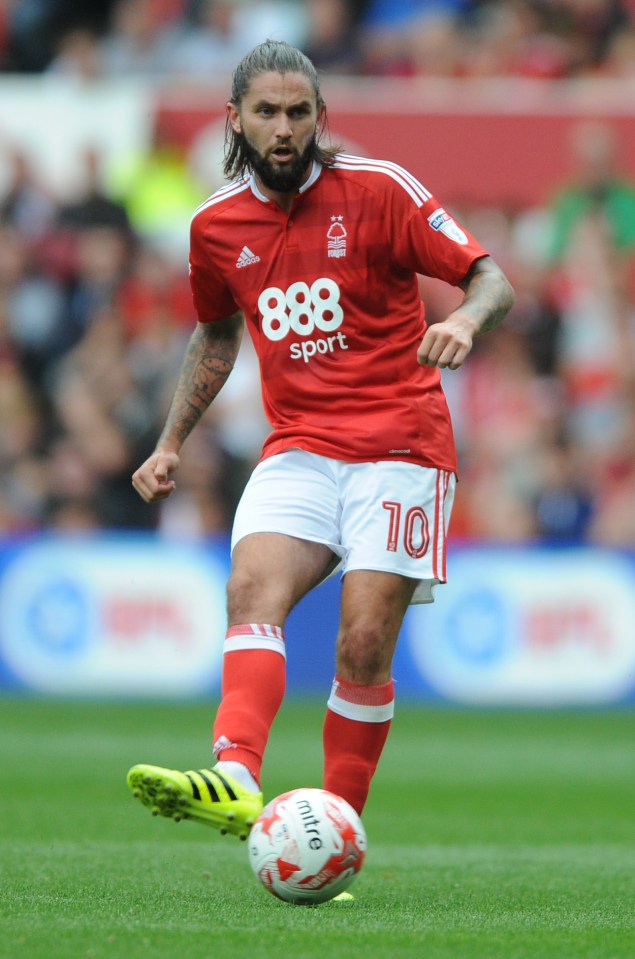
[127,764,263,840]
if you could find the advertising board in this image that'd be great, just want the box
[0,536,634,706]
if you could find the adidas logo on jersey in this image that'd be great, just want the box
[236,245,261,268]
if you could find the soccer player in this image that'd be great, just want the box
[127,39,514,839]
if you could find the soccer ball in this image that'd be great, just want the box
[248,787,367,905]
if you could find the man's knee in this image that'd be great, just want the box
[226,563,301,625]
[336,624,393,685]
[227,566,274,622]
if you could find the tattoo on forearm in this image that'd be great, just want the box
[159,317,243,448]
[461,262,515,335]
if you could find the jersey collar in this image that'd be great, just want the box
[249,160,323,203]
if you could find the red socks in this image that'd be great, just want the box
[213,624,286,785]
[213,626,394,813]
[323,675,395,815]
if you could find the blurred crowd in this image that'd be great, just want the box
[448,117,635,547]
[1,0,635,81]
[0,1,634,547]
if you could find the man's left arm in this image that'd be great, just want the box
[417,256,515,371]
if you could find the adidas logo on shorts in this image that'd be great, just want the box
[236,245,261,268]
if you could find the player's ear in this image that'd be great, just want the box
[315,102,327,140]
[227,101,241,134]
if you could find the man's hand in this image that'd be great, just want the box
[132,450,180,503]
[417,309,477,371]
[417,256,515,370]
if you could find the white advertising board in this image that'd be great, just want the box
[405,548,635,705]
[0,537,227,696]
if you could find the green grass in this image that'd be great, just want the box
[1,698,634,959]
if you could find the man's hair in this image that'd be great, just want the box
[223,39,340,181]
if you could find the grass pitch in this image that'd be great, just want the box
[1,698,634,959]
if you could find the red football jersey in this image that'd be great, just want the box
[189,154,488,471]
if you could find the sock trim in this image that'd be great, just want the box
[224,623,285,658]
[327,676,395,723]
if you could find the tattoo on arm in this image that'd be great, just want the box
[158,314,244,450]
[459,257,515,335]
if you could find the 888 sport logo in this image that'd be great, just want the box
[258,278,348,364]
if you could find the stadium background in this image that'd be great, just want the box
[1,0,635,707]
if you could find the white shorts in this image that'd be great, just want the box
[231,449,456,605]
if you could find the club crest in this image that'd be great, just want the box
[327,215,347,258]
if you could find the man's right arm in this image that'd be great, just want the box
[132,313,244,503]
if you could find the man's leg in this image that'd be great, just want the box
[213,532,336,787]
[323,570,416,815]
[128,532,335,837]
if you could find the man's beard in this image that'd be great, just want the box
[242,134,316,192]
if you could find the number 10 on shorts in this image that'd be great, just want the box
[382,501,430,559]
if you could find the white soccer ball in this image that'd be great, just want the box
[248,787,367,905]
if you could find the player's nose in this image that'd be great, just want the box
[274,114,293,138]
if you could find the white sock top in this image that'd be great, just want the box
[214,760,260,794]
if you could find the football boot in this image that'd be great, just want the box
[127,763,263,840]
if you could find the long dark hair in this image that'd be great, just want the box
[223,40,340,181]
